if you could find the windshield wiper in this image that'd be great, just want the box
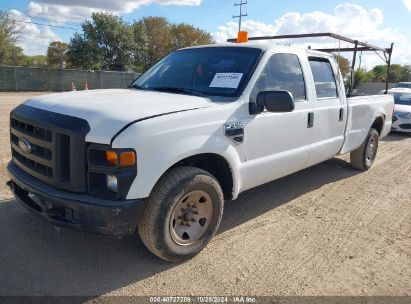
[131,84,145,90]
[151,87,206,97]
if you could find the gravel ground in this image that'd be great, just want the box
[0,92,410,297]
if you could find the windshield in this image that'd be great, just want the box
[395,83,411,89]
[394,93,411,106]
[132,47,262,97]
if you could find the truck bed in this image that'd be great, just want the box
[340,94,394,154]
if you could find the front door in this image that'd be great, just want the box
[243,52,312,191]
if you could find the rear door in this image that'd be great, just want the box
[306,56,346,166]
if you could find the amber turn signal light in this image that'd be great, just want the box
[105,150,136,167]
[106,150,118,166]
[119,151,136,167]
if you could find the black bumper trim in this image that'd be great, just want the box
[7,161,144,238]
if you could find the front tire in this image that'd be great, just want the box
[350,128,379,171]
[138,166,224,262]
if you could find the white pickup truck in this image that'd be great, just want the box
[7,43,393,261]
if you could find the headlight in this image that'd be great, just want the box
[87,145,137,200]
[398,112,411,119]
[106,175,118,193]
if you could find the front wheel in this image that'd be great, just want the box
[138,166,224,262]
[350,128,379,171]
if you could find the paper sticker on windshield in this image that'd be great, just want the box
[209,73,243,89]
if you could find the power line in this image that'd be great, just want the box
[233,1,247,32]
[0,3,83,26]
[28,15,82,28]
[20,20,80,31]
[28,16,82,29]
[0,5,82,31]
[226,0,277,24]
[195,5,232,16]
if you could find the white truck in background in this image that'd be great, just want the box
[7,43,393,261]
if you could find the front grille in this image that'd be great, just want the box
[59,134,71,182]
[11,117,56,182]
[11,118,52,142]
[11,134,52,160]
[399,123,411,130]
[10,104,90,192]
[12,149,53,177]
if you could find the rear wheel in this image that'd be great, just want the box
[138,166,224,262]
[350,128,379,171]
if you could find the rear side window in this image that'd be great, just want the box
[250,53,306,103]
[309,58,338,98]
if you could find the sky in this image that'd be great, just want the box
[2,0,411,68]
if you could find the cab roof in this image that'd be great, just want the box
[182,42,332,58]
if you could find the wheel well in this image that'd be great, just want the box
[172,153,234,200]
[371,116,384,135]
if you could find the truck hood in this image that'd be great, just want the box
[394,104,411,114]
[24,89,213,144]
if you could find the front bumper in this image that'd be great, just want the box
[391,116,411,133]
[7,161,144,238]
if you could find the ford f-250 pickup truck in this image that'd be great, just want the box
[7,43,393,261]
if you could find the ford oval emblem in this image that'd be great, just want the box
[18,137,32,154]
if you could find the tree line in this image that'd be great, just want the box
[354,65,411,86]
[1,11,211,72]
[1,10,411,81]
[334,55,411,85]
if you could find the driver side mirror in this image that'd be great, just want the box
[251,90,295,114]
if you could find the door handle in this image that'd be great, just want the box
[307,112,314,128]
[339,108,344,121]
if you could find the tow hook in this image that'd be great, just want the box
[6,180,15,192]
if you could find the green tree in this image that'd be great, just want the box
[170,23,212,50]
[137,17,172,69]
[371,64,411,83]
[354,68,369,88]
[400,65,411,82]
[0,11,21,64]
[366,70,376,81]
[137,17,213,70]
[372,65,387,82]
[68,13,139,70]
[132,21,148,71]
[67,32,98,70]
[389,64,411,82]
[68,14,212,71]
[47,41,68,68]
[335,55,350,80]
[29,55,47,67]
[388,64,405,83]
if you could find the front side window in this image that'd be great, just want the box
[250,53,306,103]
[132,47,262,97]
[309,58,338,98]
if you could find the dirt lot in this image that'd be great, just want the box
[0,92,410,297]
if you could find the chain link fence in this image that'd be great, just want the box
[0,65,141,92]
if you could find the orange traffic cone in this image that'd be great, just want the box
[70,82,76,91]
[84,82,89,90]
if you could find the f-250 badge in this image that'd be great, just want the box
[224,122,244,144]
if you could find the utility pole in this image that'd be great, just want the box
[233,1,247,32]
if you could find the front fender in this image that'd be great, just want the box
[112,123,244,200]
